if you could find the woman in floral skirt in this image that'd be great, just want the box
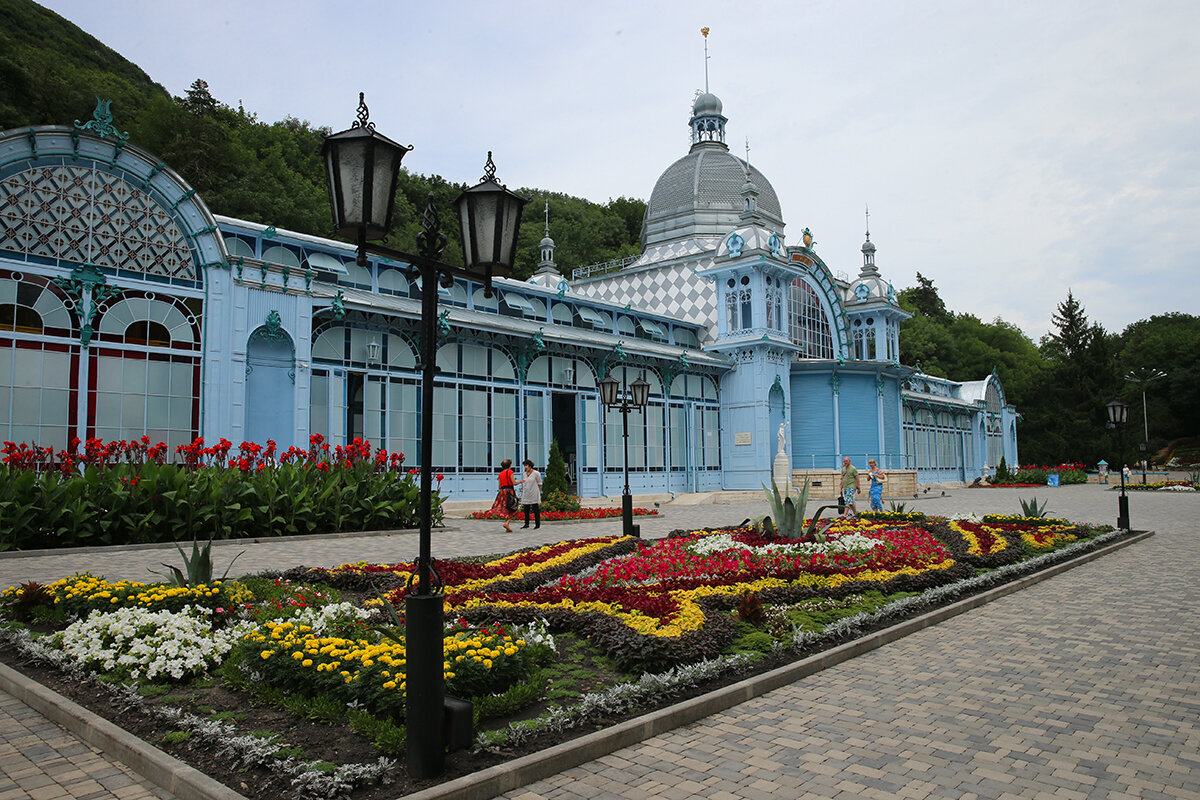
[490,458,520,532]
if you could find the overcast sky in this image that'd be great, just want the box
[37,0,1200,341]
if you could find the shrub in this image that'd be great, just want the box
[543,439,569,498]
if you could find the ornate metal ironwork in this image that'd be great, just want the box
[437,309,451,339]
[416,194,447,262]
[331,289,346,319]
[351,92,374,131]
[74,98,129,141]
[481,151,497,182]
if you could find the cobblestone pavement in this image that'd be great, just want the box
[2,483,1198,799]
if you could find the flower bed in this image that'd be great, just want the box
[1120,481,1198,491]
[0,435,443,551]
[0,513,1113,798]
[469,507,658,521]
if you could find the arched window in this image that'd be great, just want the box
[789,278,833,359]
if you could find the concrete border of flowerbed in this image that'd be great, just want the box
[0,659,248,800]
[0,529,1152,800]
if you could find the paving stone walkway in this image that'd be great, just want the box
[1,483,1197,799]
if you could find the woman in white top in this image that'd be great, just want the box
[519,459,543,529]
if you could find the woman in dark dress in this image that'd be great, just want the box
[490,458,519,532]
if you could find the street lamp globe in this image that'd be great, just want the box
[321,93,412,249]
[455,152,527,291]
[1106,399,1128,426]
[599,373,620,407]
[630,375,650,407]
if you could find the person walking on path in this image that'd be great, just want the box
[841,456,861,517]
[866,458,887,511]
[490,459,520,532]
[519,458,543,529]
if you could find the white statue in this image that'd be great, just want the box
[777,420,787,456]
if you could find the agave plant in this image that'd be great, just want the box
[156,539,244,587]
[887,501,908,513]
[754,478,813,539]
[1018,497,1049,518]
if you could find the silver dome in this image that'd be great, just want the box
[641,148,785,247]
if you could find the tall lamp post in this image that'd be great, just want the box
[599,370,650,538]
[1107,399,1130,531]
[323,93,527,778]
[1125,368,1166,484]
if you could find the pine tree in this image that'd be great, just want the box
[543,439,569,498]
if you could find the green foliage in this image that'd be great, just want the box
[730,628,775,656]
[161,731,191,745]
[1018,497,1049,518]
[472,670,547,722]
[543,440,570,498]
[996,456,1011,483]
[755,478,813,539]
[541,489,581,513]
[346,708,406,755]
[156,539,244,587]
[0,462,440,551]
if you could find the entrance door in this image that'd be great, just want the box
[245,332,295,447]
[551,392,577,490]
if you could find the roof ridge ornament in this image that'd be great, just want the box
[74,97,129,141]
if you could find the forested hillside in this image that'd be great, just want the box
[2,0,1195,465]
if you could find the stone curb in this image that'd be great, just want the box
[400,529,1154,800]
[0,659,248,800]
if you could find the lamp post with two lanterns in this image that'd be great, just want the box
[322,93,527,778]
[1106,398,1130,531]
[599,369,650,538]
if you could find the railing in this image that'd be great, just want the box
[571,254,640,281]
[791,453,909,470]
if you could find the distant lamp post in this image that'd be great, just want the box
[1124,368,1167,484]
[323,93,527,779]
[1107,398,1130,531]
[599,370,650,538]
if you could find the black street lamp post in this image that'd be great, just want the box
[323,94,527,779]
[1107,399,1130,531]
[599,370,650,538]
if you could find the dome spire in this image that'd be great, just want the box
[860,204,879,277]
[690,27,727,150]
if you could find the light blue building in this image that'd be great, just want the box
[0,95,1018,499]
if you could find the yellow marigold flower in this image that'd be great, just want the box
[383,681,397,689]
[260,651,272,660]
[302,659,313,667]
[292,651,304,660]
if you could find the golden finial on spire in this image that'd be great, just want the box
[701,26,709,37]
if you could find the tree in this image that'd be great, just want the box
[543,439,569,498]
[1118,313,1200,446]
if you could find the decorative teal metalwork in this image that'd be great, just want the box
[331,290,346,319]
[169,189,197,211]
[877,375,886,397]
[726,232,744,257]
[73,98,129,141]
[533,327,545,351]
[51,265,122,348]
[247,310,296,383]
[260,264,268,289]
[70,128,80,159]
[281,263,290,286]
[556,280,567,298]
[142,163,165,190]
[108,137,126,167]
[304,267,314,295]
[830,371,841,395]
[679,351,689,370]
[27,128,37,157]
[234,256,244,284]
[614,340,626,362]
[259,310,286,342]
[437,309,451,339]
[264,225,278,239]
